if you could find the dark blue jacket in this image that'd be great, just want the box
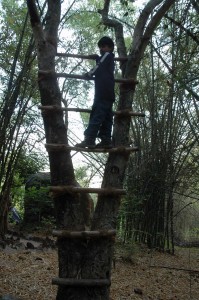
[93,52,115,102]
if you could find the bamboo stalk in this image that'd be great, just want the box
[52,277,111,286]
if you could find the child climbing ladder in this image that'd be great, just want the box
[76,36,115,149]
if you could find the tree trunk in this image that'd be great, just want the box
[26,0,177,299]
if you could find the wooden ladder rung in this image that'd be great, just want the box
[52,229,116,238]
[50,186,126,195]
[45,143,139,153]
[52,277,111,286]
[115,109,145,117]
[38,105,145,117]
[38,70,138,85]
[56,52,127,62]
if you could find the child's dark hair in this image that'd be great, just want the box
[98,36,114,49]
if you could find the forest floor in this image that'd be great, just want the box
[0,228,199,300]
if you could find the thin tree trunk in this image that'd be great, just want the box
[0,16,35,236]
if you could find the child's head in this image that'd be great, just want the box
[98,36,114,54]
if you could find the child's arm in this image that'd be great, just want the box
[83,52,111,78]
[82,54,99,78]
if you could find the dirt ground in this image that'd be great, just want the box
[0,232,199,300]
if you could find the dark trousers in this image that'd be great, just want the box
[84,98,113,140]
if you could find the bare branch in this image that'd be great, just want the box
[127,0,176,78]
[44,0,61,45]
[26,0,41,26]
[26,0,45,43]
[165,14,199,45]
[142,0,177,55]
[133,0,163,47]
[98,0,127,59]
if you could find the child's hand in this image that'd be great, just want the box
[83,72,92,79]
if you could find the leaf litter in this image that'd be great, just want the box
[0,237,199,300]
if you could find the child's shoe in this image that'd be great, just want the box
[96,138,113,149]
[75,138,96,149]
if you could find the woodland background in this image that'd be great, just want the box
[0,0,199,253]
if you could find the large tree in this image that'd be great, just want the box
[26,0,177,299]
